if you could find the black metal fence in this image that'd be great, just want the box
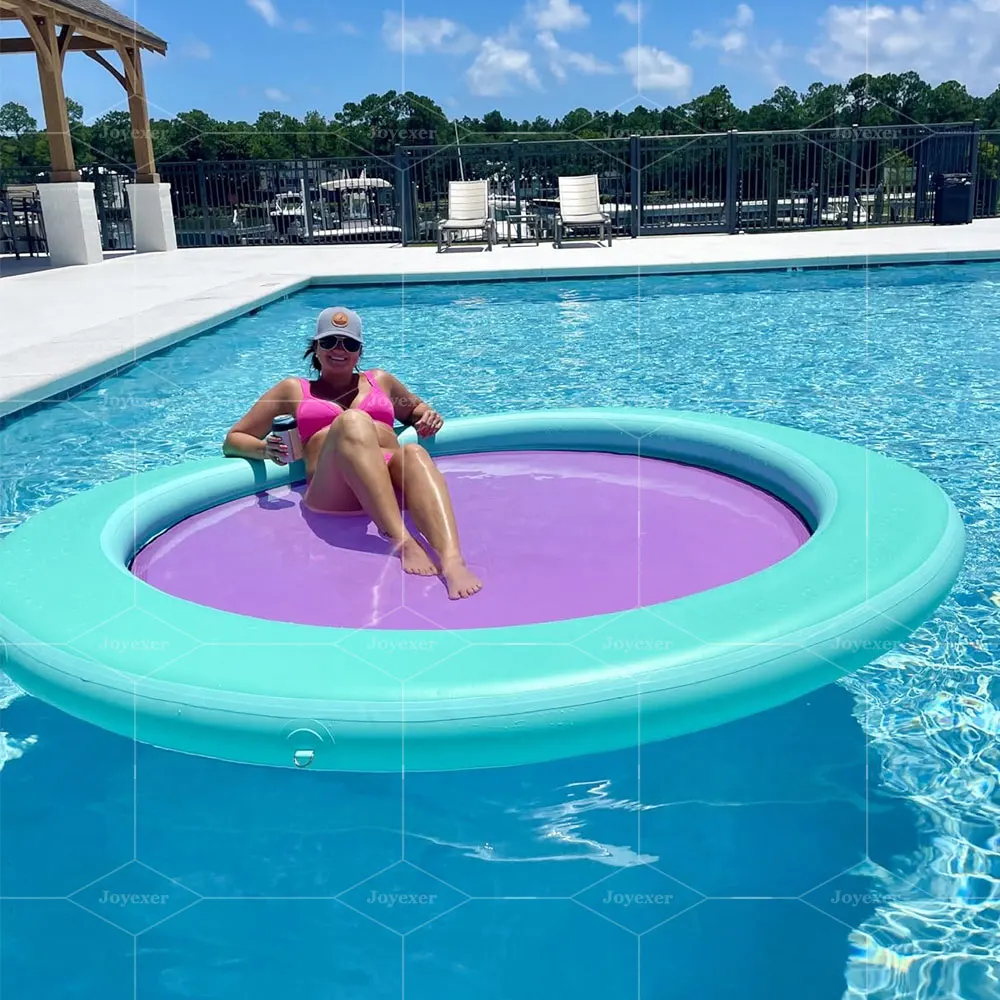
[0,165,128,254]
[0,190,47,257]
[2,123,998,252]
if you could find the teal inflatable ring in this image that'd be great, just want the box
[0,408,964,771]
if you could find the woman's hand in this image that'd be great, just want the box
[412,408,444,437]
[262,434,289,463]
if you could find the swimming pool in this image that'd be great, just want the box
[1,262,998,997]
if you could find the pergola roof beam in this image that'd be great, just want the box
[83,47,125,88]
[0,34,113,53]
[0,1,166,54]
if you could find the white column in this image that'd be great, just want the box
[126,182,178,253]
[35,182,103,267]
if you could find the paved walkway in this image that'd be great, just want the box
[3,220,1000,418]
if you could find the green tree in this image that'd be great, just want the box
[249,111,303,158]
[682,85,741,133]
[156,109,222,161]
[89,111,134,166]
[0,101,37,137]
[482,109,511,133]
[2,71,996,173]
[0,101,39,169]
[332,90,446,154]
[299,110,330,157]
[214,120,255,160]
[891,71,933,124]
[799,82,846,128]
[844,74,881,124]
[745,86,802,130]
[64,96,94,165]
[395,91,448,146]
[925,80,976,123]
[618,104,660,136]
[982,86,1000,129]
[558,107,597,136]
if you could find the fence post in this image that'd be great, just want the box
[629,134,640,237]
[91,172,112,250]
[512,139,521,215]
[969,118,980,219]
[725,129,738,234]
[914,129,929,223]
[847,124,858,229]
[196,160,211,246]
[394,143,411,245]
[301,158,314,242]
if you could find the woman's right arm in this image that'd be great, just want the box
[223,378,300,461]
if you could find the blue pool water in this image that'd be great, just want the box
[1,263,999,998]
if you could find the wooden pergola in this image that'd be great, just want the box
[0,0,167,183]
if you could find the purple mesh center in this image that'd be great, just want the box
[132,451,810,630]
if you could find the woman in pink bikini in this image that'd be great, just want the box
[223,306,482,600]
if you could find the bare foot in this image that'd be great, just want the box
[440,557,483,600]
[397,536,438,576]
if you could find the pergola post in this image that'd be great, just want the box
[16,6,102,265]
[29,13,77,182]
[117,41,176,251]
[120,44,158,184]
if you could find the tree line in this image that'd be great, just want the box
[1,72,999,173]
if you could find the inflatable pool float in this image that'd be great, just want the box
[0,408,964,772]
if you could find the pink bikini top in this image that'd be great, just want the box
[296,372,395,443]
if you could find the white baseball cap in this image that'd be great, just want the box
[315,306,363,344]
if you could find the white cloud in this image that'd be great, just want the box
[527,0,590,31]
[382,12,478,53]
[537,29,614,79]
[692,4,754,53]
[808,0,1000,93]
[339,22,360,35]
[291,18,312,33]
[614,1,644,23]
[180,38,212,59]
[622,44,691,93]
[247,0,280,27]
[466,38,542,95]
[691,5,785,86]
[264,87,290,102]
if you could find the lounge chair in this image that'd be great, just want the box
[554,174,612,248]
[437,180,496,252]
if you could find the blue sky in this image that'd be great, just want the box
[1,0,997,126]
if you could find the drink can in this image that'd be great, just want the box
[270,415,302,465]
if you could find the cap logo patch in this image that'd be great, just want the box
[332,311,349,327]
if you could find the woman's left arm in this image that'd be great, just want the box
[379,371,443,438]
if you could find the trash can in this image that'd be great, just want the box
[933,172,973,224]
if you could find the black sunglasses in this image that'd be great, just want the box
[316,334,361,353]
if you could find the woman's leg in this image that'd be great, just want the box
[305,411,436,576]
[388,443,483,599]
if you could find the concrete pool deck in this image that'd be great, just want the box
[2,219,1000,418]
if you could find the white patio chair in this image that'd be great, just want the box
[437,180,496,252]
[554,174,611,247]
